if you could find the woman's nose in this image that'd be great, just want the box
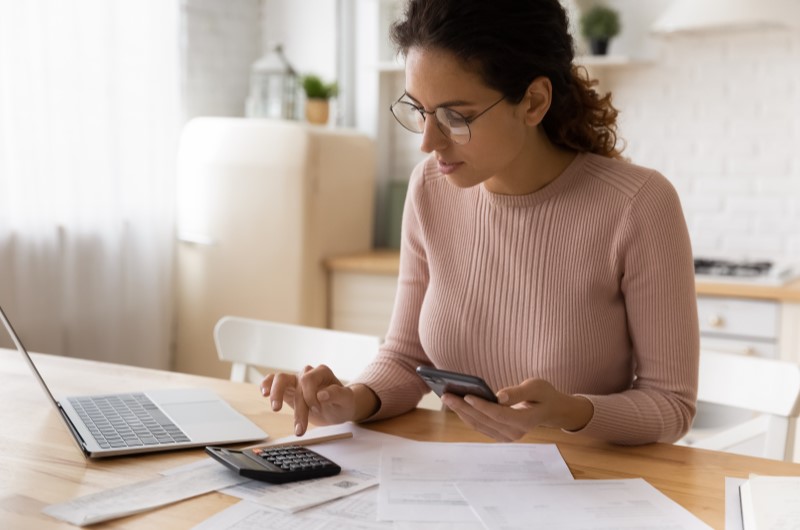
[419,114,449,154]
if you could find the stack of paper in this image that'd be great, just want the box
[739,474,800,529]
[377,441,712,530]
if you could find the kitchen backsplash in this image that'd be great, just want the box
[606,29,800,262]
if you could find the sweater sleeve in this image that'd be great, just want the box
[350,162,433,420]
[573,172,699,444]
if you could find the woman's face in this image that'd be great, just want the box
[403,46,535,192]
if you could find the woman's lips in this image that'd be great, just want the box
[437,160,463,174]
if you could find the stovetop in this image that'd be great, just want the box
[693,258,799,286]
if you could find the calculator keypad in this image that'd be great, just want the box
[253,445,334,472]
[207,444,342,484]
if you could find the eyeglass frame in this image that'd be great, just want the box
[389,93,506,145]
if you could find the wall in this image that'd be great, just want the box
[603,29,800,262]
[261,0,337,81]
[181,0,262,119]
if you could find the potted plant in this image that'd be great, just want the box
[301,74,338,125]
[580,5,621,56]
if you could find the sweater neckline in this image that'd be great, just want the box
[479,152,587,208]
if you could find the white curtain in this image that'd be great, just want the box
[0,0,180,368]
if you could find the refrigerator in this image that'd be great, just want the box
[174,117,376,378]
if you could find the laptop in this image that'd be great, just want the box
[0,304,267,458]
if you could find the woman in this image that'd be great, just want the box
[262,0,699,445]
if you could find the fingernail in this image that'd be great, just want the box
[295,423,303,436]
[497,392,508,404]
[271,400,278,411]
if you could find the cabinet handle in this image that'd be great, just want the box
[708,314,725,328]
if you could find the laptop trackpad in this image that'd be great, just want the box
[161,401,235,425]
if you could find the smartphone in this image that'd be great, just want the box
[416,366,498,403]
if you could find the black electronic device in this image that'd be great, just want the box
[205,444,341,484]
[416,365,498,403]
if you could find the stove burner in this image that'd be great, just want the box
[693,258,773,278]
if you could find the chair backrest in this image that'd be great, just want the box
[681,349,800,461]
[213,316,381,384]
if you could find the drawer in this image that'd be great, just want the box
[696,296,779,340]
[329,272,398,337]
[700,336,778,359]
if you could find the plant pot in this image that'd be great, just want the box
[590,38,610,56]
[305,98,329,125]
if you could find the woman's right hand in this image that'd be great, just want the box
[260,365,378,436]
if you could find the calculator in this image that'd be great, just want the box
[205,445,342,484]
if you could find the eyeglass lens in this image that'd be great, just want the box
[392,101,471,145]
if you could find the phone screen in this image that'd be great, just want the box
[416,366,498,403]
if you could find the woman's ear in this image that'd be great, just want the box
[522,76,552,126]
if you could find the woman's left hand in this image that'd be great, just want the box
[440,378,594,442]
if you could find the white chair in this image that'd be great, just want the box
[214,316,382,384]
[678,350,800,461]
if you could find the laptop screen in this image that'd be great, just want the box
[0,304,62,408]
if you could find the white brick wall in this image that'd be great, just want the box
[181,0,262,119]
[607,30,800,262]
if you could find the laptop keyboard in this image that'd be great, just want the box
[68,393,191,449]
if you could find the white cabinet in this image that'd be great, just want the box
[329,271,398,338]
[697,296,780,358]
[325,251,400,338]
[689,294,799,446]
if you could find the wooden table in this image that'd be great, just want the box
[2,348,800,529]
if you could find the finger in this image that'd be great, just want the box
[447,400,513,442]
[464,395,528,440]
[496,378,551,406]
[260,373,275,397]
[297,365,329,413]
[269,373,298,412]
[315,384,353,420]
[447,394,526,442]
[292,366,313,436]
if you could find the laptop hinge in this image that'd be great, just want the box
[57,402,91,458]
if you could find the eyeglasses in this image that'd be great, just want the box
[389,94,505,145]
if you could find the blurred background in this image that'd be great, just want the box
[1,0,799,382]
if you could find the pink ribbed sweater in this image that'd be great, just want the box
[353,152,699,445]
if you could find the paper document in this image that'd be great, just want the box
[42,460,248,526]
[377,441,572,522]
[456,478,712,530]
[193,490,390,530]
[271,423,412,476]
[725,477,745,530]
[221,469,378,512]
[739,474,800,529]
[193,490,484,530]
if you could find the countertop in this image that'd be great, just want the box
[325,250,800,303]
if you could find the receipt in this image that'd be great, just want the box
[221,469,378,513]
[42,460,249,526]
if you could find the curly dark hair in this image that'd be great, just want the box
[390,0,623,158]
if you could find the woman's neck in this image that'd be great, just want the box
[484,130,577,196]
